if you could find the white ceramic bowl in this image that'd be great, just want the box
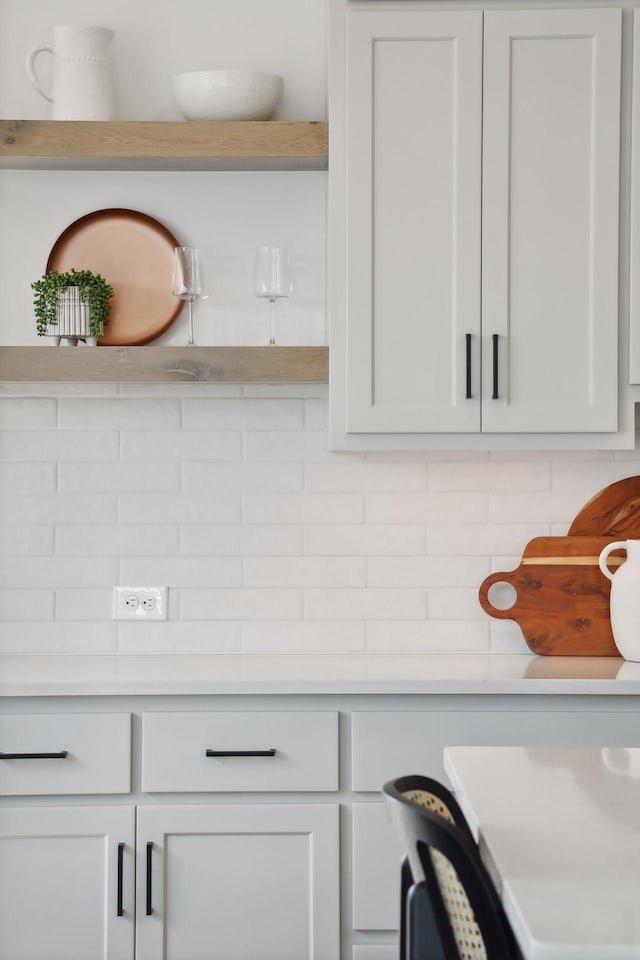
[173,70,284,121]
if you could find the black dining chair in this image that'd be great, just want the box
[384,776,522,960]
[387,775,477,960]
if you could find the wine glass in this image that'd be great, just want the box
[252,245,292,345]
[171,247,208,346]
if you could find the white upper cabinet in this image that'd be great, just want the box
[344,10,483,434]
[631,10,640,383]
[482,9,621,433]
[329,3,623,449]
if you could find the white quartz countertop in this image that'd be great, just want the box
[1,653,640,697]
[444,745,640,960]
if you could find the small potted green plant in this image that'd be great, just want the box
[32,268,114,345]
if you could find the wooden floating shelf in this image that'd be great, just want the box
[0,346,329,384]
[0,120,328,170]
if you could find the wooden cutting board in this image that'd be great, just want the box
[568,475,640,537]
[478,536,625,656]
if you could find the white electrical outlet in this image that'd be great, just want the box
[113,587,168,620]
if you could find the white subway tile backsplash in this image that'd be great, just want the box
[58,398,181,429]
[58,462,181,493]
[488,492,587,525]
[429,461,551,492]
[305,461,427,492]
[121,430,242,461]
[117,620,243,654]
[0,590,54,621]
[0,621,117,655]
[366,493,489,524]
[182,461,303,493]
[304,524,425,556]
[3,387,638,659]
[0,398,56,428]
[243,493,364,524]
[180,524,302,556]
[243,429,328,461]
[56,525,179,557]
[181,588,303,620]
[0,494,116,525]
[119,556,242,588]
[366,620,489,652]
[243,620,366,653]
[0,526,54,557]
[55,589,112,621]
[118,493,241,524]
[244,557,366,588]
[0,462,56,494]
[550,463,640,491]
[367,557,490,588]
[0,430,119,461]
[305,588,427,620]
[182,398,303,430]
[0,557,118,589]
[427,523,550,556]
[428,588,485,620]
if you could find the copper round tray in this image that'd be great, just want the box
[46,208,182,345]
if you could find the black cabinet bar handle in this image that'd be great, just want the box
[492,334,499,399]
[146,842,153,916]
[205,749,276,757]
[0,751,68,759]
[117,843,124,917]
[465,333,472,399]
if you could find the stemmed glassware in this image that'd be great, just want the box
[252,245,292,345]
[171,247,208,346]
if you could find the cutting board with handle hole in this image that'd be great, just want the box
[479,536,626,656]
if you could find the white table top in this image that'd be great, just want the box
[444,745,640,960]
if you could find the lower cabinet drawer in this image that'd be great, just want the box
[351,709,640,792]
[141,711,339,792]
[0,713,131,796]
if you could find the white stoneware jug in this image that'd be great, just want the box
[26,25,116,120]
[599,539,640,661]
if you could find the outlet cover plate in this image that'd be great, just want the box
[113,586,168,620]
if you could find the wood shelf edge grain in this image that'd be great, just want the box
[0,120,328,170]
[0,346,329,383]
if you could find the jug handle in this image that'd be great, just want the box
[599,541,627,581]
[26,44,53,102]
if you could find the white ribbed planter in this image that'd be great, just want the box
[46,287,103,345]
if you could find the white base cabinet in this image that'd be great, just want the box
[136,803,339,960]
[3,693,640,959]
[0,806,135,960]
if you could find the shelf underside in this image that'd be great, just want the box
[0,120,328,170]
[0,346,329,383]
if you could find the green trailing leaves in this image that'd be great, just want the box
[32,268,114,338]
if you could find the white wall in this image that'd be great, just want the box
[2,381,640,656]
[1,0,640,660]
[0,0,326,346]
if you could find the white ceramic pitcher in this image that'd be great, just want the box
[26,25,116,120]
[599,539,640,661]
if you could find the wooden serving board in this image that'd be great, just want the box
[478,537,625,656]
[568,476,640,537]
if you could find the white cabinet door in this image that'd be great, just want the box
[344,9,483,433]
[0,805,135,960]
[631,11,640,383]
[482,8,621,433]
[136,803,339,960]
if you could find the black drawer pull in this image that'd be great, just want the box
[492,333,499,399]
[205,749,276,758]
[465,333,472,399]
[146,842,153,916]
[0,751,68,759]
[117,843,124,917]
